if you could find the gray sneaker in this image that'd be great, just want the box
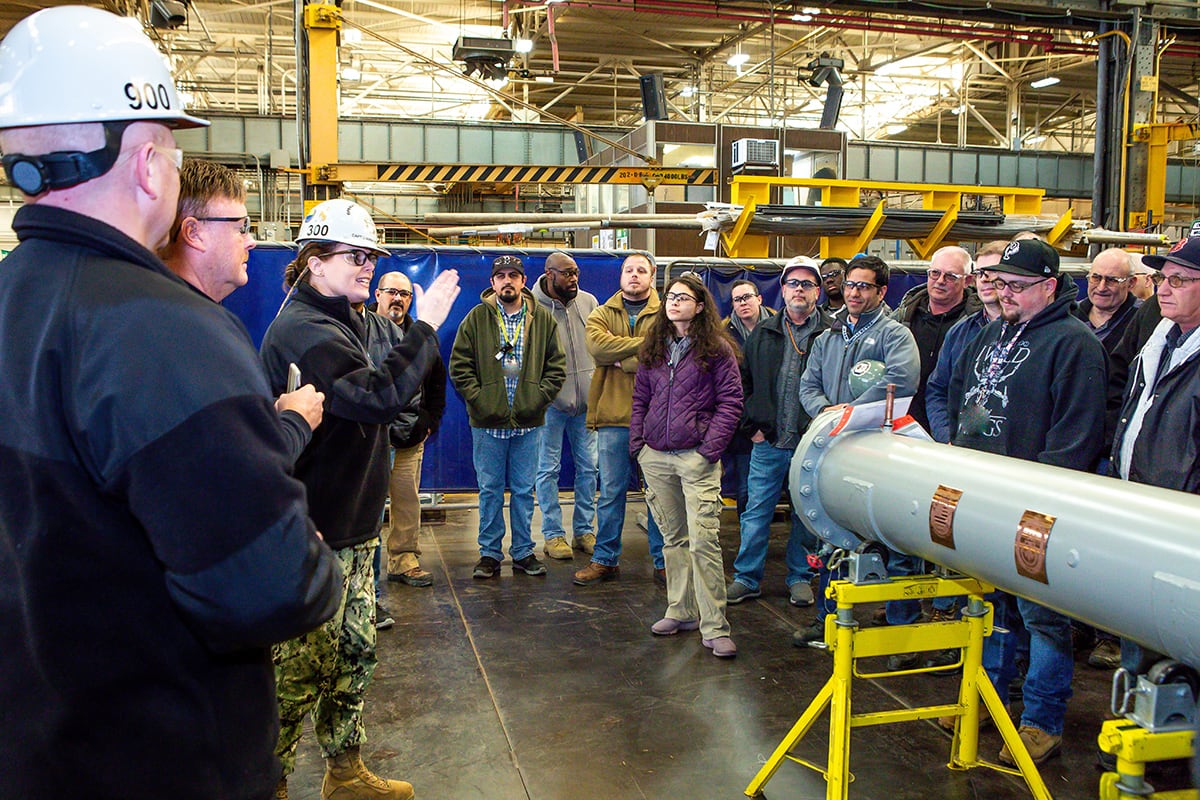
[788,582,815,607]
[726,581,762,604]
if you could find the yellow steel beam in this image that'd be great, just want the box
[720,198,759,258]
[728,177,773,258]
[1130,123,1200,230]
[906,205,959,260]
[304,4,341,182]
[308,163,717,188]
[1046,208,1074,247]
[848,202,887,256]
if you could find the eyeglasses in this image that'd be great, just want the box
[665,292,697,303]
[1158,273,1200,289]
[927,269,966,283]
[820,269,844,280]
[1087,273,1131,286]
[989,276,1049,294]
[378,287,413,299]
[782,278,819,291]
[843,280,879,292]
[324,249,378,267]
[152,144,183,171]
[731,292,759,303]
[548,267,580,278]
[195,216,252,235]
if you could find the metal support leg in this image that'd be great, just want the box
[745,576,1056,800]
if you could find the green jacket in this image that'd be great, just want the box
[449,288,566,429]
[585,288,661,428]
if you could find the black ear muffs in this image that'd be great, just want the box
[1,121,130,196]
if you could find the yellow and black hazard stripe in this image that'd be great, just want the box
[368,164,716,185]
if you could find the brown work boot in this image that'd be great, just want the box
[937,700,1008,733]
[322,747,414,800]
[573,561,619,585]
[999,725,1062,766]
[275,779,289,800]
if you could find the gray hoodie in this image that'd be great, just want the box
[532,275,599,415]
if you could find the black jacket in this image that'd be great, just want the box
[891,285,981,430]
[363,311,447,449]
[948,280,1106,470]
[0,205,340,800]
[1073,293,1140,355]
[261,282,440,549]
[1105,295,1162,446]
[1111,319,1200,492]
[740,309,831,443]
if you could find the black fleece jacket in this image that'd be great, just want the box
[0,205,340,800]
[260,282,440,548]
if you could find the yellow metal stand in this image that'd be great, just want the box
[745,575,1053,800]
[1098,719,1198,800]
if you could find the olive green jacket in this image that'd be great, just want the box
[449,288,565,429]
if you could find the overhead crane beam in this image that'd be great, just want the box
[307,163,717,190]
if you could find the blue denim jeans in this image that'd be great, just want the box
[472,428,539,562]
[594,426,664,569]
[983,592,1074,735]
[884,548,924,625]
[722,449,753,515]
[535,406,598,540]
[731,441,817,591]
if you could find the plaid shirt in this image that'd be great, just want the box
[482,303,535,440]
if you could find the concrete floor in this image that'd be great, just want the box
[283,500,1154,800]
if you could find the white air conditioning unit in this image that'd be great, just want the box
[732,138,779,173]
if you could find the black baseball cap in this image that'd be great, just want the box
[1143,231,1200,272]
[491,254,525,277]
[995,239,1060,278]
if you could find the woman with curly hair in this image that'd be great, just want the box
[630,272,744,657]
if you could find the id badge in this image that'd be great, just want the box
[960,401,991,436]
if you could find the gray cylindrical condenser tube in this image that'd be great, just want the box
[790,413,1200,669]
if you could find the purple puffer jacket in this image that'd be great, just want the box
[630,342,744,463]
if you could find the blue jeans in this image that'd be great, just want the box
[983,592,1074,735]
[472,428,539,562]
[885,549,924,625]
[594,426,664,569]
[535,406,598,540]
[722,448,753,515]
[731,441,817,591]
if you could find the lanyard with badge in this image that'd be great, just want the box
[960,320,1028,435]
[495,306,524,380]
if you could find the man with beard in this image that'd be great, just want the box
[796,255,921,655]
[450,256,565,579]
[374,271,446,593]
[948,238,1106,766]
[532,252,600,559]
[575,253,667,586]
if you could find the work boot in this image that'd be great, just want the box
[575,533,596,554]
[1088,639,1121,670]
[322,747,414,800]
[544,537,574,560]
[573,561,619,585]
[276,779,289,800]
[999,725,1062,766]
[937,700,1008,733]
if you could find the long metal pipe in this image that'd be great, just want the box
[791,413,1200,669]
